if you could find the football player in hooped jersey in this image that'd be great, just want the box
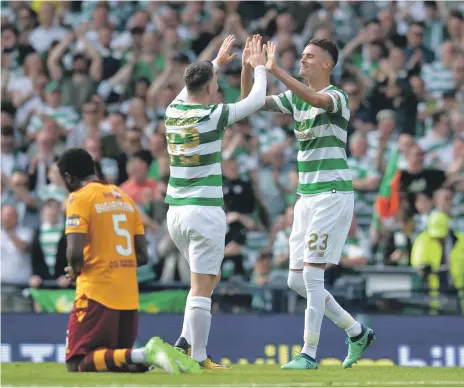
[166,35,268,368]
[242,40,375,370]
[58,148,200,375]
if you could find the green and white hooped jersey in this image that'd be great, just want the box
[164,102,230,206]
[272,86,352,195]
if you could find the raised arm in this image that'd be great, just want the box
[226,36,268,124]
[240,37,253,100]
[241,37,293,114]
[171,35,240,104]
[265,41,335,112]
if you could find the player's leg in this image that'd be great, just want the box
[283,193,352,369]
[65,298,185,374]
[185,207,229,369]
[323,194,375,368]
[287,198,307,297]
[76,338,194,374]
[175,270,221,356]
[282,197,319,370]
[167,207,193,353]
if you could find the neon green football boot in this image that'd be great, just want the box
[281,353,318,370]
[145,337,181,375]
[342,326,376,369]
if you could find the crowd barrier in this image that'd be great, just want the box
[2,314,463,366]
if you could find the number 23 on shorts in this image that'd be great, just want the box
[306,232,329,258]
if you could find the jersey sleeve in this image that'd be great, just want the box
[271,90,294,114]
[225,65,267,125]
[323,89,348,115]
[65,192,91,234]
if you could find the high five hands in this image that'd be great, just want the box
[215,34,278,72]
[242,34,278,72]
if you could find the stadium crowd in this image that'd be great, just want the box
[1,0,464,312]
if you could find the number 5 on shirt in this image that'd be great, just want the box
[112,214,133,256]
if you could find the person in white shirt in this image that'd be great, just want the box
[0,126,28,179]
[418,110,452,168]
[28,2,68,54]
[1,204,33,285]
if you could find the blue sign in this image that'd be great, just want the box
[1,314,463,367]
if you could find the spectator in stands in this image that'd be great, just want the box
[383,207,414,267]
[432,187,464,234]
[404,21,435,67]
[418,110,452,168]
[120,154,157,208]
[340,79,374,140]
[421,41,456,99]
[451,54,464,99]
[368,110,399,173]
[411,212,464,300]
[1,126,28,178]
[116,127,152,184]
[29,196,68,290]
[446,9,464,48]
[26,82,79,142]
[84,137,119,184]
[47,30,102,110]
[9,52,45,109]
[36,162,67,209]
[399,144,447,213]
[272,205,293,270]
[348,132,381,232]
[67,102,101,148]
[2,170,40,229]
[148,132,168,182]
[1,204,33,285]
[326,217,370,285]
[413,193,434,237]
[28,2,67,54]
[27,128,60,194]
[222,158,262,280]
[101,112,127,159]
[251,252,273,312]
[15,71,49,135]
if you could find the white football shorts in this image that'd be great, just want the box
[167,205,226,275]
[289,191,354,269]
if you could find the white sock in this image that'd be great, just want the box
[287,271,306,298]
[185,296,211,362]
[301,266,325,359]
[180,290,192,344]
[288,271,362,338]
[324,289,362,337]
[130,348,147,364]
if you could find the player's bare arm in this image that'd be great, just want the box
[134,234,148,267]
[265,41,334,112]
[241,36,291,113]
[260,96,284,112]
[66,233,86,278]
[240,36,254,100]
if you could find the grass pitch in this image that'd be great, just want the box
[2,363,464,387]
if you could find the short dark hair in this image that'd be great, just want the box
[1,24,18,36]
[409,21,426,30]
[184,61,214,94]
[306,39,339,67]
[57,148,96,180]
[432,110,448,125]
[449,9,463,21]
[1,126,14,137]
